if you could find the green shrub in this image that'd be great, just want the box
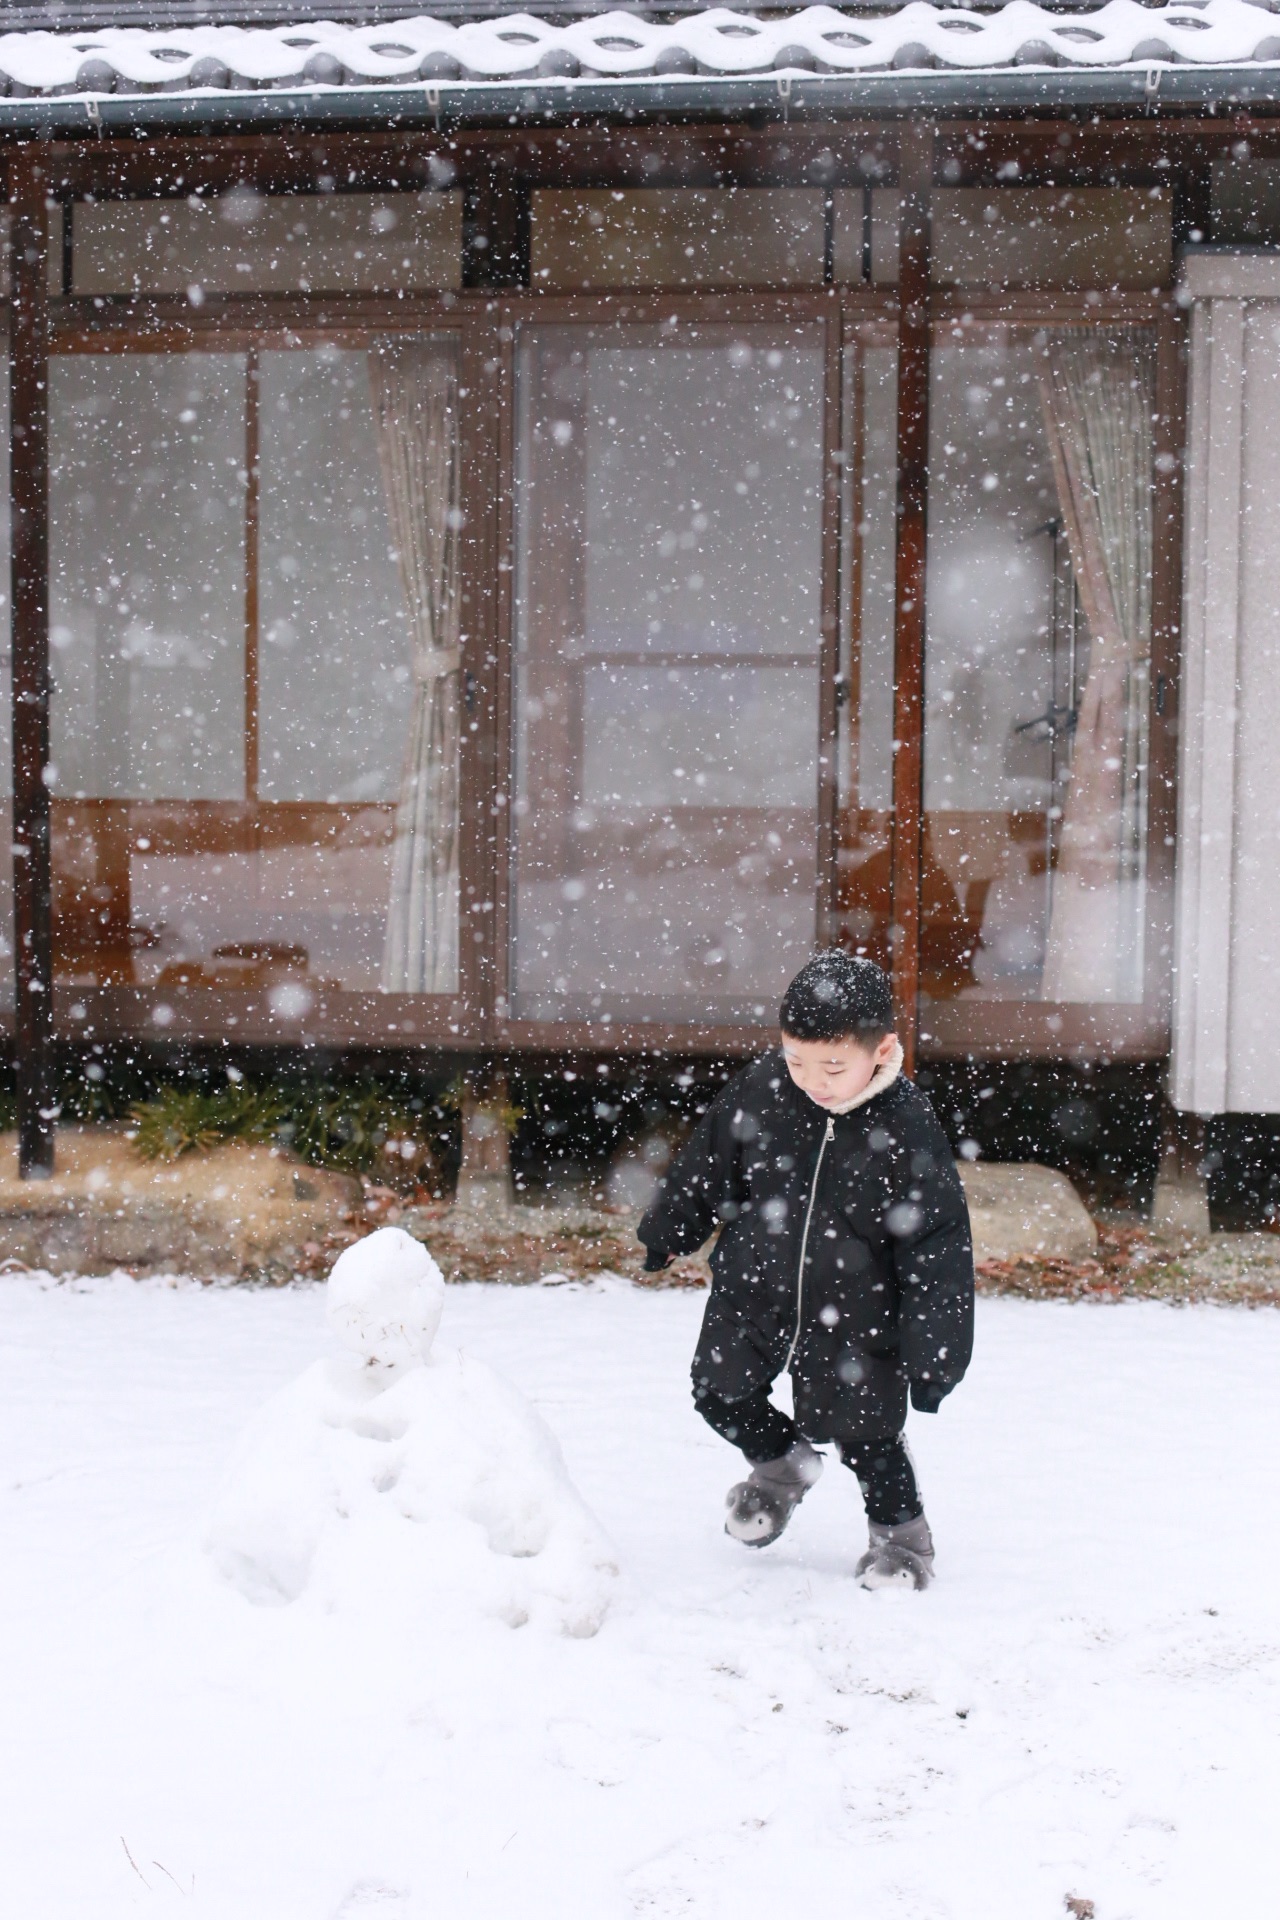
[131,1075,447,1190]
[132,1082,288,1161]
[275,1083,441,1183]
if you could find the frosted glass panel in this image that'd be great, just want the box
[513,326,823,1024]
[257,348,414,804]
[868,188,1172,289]
[74,192,462,296]
[49,352,247,801]
[531,190,825,289]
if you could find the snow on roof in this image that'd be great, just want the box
[1,0,1280,98]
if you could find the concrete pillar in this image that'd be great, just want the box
[455,1074,513,1214]
[1151,1104,1211,1239]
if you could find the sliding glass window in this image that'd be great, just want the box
[921,328,1154,1026]
[511,324,825,1026]
[48,339,462,1004]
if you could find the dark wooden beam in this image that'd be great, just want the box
[23,115,1280,208]
[243,347,260,803]
[0,114,1265,233]
[815,293,844,950]
[462,155,528,289]
[9,144,55,1176]
[23,125,900,205]
[1146,313,1186,1025]
[889,120,933,1075]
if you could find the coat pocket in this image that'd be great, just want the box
[692,1298,788,1403]
[807,1213,899,1351]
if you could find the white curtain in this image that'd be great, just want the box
[370,339,461,994]
[1037,332,1153,1002]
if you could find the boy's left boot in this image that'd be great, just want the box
[855,1513,935,1590]
[724,1440,823,1547]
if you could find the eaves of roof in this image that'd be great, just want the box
[0,4,1275,130]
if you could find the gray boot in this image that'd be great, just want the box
[724,1440,823,1547]
[855,1513,935,1590]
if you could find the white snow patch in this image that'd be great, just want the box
[206,1227,617,1635]
[2,1274,1279,1918]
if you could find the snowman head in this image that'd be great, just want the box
[326,1227,447,1371]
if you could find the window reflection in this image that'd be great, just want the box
[512,326,823,1023]
[48,342,460,998]
[922,331,1152,1009]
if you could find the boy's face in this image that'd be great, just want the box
[780,1030,899,1109]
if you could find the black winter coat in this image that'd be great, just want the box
[638,1052,975,1442]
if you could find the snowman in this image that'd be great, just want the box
[205,1228,617,1637]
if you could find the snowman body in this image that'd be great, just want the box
[206,1228,617,1637]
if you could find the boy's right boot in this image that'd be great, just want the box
[724,1439,823,1547]
[855,1513,935,1590]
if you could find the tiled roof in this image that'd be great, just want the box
[0,0,1278,98]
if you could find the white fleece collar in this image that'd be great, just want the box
[818,1038,905,1116]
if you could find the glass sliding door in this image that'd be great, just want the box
[49,352,248,989]
[511,323,825,1026]
[255,340,461,998]
[48,338,462,1005]
[921,328,1154,1021]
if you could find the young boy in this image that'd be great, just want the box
[638,951,974,1590]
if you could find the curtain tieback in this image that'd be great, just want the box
[415,647,461,682]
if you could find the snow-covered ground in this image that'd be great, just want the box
[3,1273,1278,1920]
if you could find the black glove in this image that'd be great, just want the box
[910,1379,948,1415]
[643,1247,676,1273]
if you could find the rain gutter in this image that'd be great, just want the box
[0,65,1279,138]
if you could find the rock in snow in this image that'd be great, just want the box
[205,1228,618,1636]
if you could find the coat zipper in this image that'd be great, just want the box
[784,1114,834,1375]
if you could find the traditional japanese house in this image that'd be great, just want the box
[0,0,1276,1191]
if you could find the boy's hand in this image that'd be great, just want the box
[643,1248,676,1273]
[910,1379,947,1414]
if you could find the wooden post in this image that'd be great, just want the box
[455,1071,513,1214]
[889,121,933,1075]
[243,347,260,804]
[462,158,527,291]
[1152,1100,1210,1239]
[815,298,844,950]
[10,148,54,1177]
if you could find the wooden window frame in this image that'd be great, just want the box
[31,280,1184,1063]
[909,290,1182,1065]
[2,126,1194,1074]
[486,286,862,1057]
[44,295,497,1050]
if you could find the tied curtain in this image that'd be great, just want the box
[370,339,461,995]
[1036,331,1154,1003]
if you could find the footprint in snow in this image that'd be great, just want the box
[332,1881,410,1916]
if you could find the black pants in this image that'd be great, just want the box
[695,1383,922,1527]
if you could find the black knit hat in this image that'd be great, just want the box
[779,951,893,1042]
